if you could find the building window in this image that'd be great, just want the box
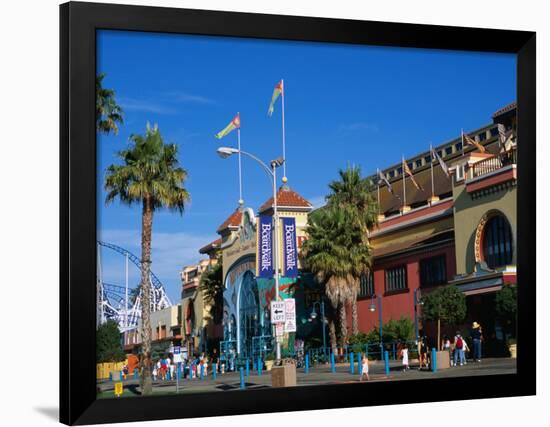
[479,132,487,141]
[389,170,395,179]
[397,167,403,175]
[483,214,513,269]
[424,155,432,164]
[437,150,443,158]
[385,265,407,293]
[359,272,374,297]
[415,159,423,168]
[490,127,499,137]
[445,146,453,156]
[455,164,465,181]
[420,255,447,287]
[455,142,463,152]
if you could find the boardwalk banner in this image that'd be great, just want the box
[282,217,298,278]
[257,215,274,278]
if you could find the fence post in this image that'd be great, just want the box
[392,343,396,360]
[358,352,362,375]
[305,354,309,374]
[331,352,336,373]
[200,364,204,380]
[246,359,250,378]
[257,357,262,376]
[431,348,437,372]
[213,363,217,380]
[119,371,123,382]
[134,368,138,379]
[350,352,355,374]
[239,367,245,389]
[384,351,390,376]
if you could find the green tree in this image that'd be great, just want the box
[96,73,123,135]
[326,166,378,335]
[302,205,371,348]
[383,317,415,342]
[104,123,190,395]
[495,285,517,337]
[421,285,466,350]
[199,257,224,325]
[97,320,126,363]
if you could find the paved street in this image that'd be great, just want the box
[97,357,516,397]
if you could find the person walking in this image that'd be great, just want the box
[471,322,483,362]
[359,354,370,381]
[400,344,409,371]
[418,336,429,369]
[453,331,466,366]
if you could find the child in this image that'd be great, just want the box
[401,344,409,371]
[152,364,158,381]
[359,354,370,381]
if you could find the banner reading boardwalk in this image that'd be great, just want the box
[257,215,274,278]
[282,217,298,278]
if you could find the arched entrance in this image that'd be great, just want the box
[238,271,260,358]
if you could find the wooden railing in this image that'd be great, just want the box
[472,147,517,178]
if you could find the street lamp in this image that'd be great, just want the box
[369,294,383,356]
[309,300,327,359]
[217,146,284,362]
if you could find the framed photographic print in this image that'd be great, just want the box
[60,1,536,425]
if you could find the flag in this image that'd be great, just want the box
[403,159,423,190]
[378,169,393,193]
[432,147,450,178]
[215,113,240,139]
[463,131,486,153]
[267,80,283,117]
[498,124,507,145]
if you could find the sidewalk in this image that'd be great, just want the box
[97,357,516,397]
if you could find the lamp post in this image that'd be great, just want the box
[217,147,284,362]
[369,295,383,356]
[413,288,423,341]
[309,300,327,359]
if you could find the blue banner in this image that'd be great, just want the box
[282,217,298,278]
[257,215,274,278]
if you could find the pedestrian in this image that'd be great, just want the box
[359,354,370,381]
[453,331,466,366]
[442,335,452,365]
[152,363,158,381]
[471,322,483,362]
[400,344,409,371]
[418,336,429,369]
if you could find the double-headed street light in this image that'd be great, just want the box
[369,294,384,356]
[309,300,327,359]
[217,146,284,362]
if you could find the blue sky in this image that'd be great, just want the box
[96,30,516,302]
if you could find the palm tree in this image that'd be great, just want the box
[104,123,190,395]
[326,166,378,335]
[199,257,224,325]
[96,73,123,135]
[301,206,367,348]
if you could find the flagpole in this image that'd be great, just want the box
[430,143,435,199]
[377,169,381,214]
[402,155,406,210]
[281,79,287,182]
[237,120,243,207]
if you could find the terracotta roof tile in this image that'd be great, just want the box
[199,237,222,254]
[216,209,242,233]
[259,186,312,213]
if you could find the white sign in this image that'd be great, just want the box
[275,323,284,337]
[173,346,182,363]
[271,301,286,323]
[284,298,297,332]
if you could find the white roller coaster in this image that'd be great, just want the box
[96,241,172,332]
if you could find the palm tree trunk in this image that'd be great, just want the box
[351,296,359,336]
[329,318,337,354]
[338,302,348,348]
[140,196,154,396]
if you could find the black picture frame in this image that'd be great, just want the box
[60,1,536,425]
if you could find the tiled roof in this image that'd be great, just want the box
[492,102,517,118]
[199,237,222,254]
[259,186,312,213]
[216,208,242,233]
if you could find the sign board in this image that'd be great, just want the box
[275,323,284,337]
[173,346,182,363]
[114,382,123,397]
[282,217,298,277]
[257,215,274,278]
[270,301,285,323]
[284,298,297,332]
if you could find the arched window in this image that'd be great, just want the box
[483,214,513,269]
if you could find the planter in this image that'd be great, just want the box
[435,350,451,369]
[271,364,296,387]
[509,344,517,359]
[264,360,274,371]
